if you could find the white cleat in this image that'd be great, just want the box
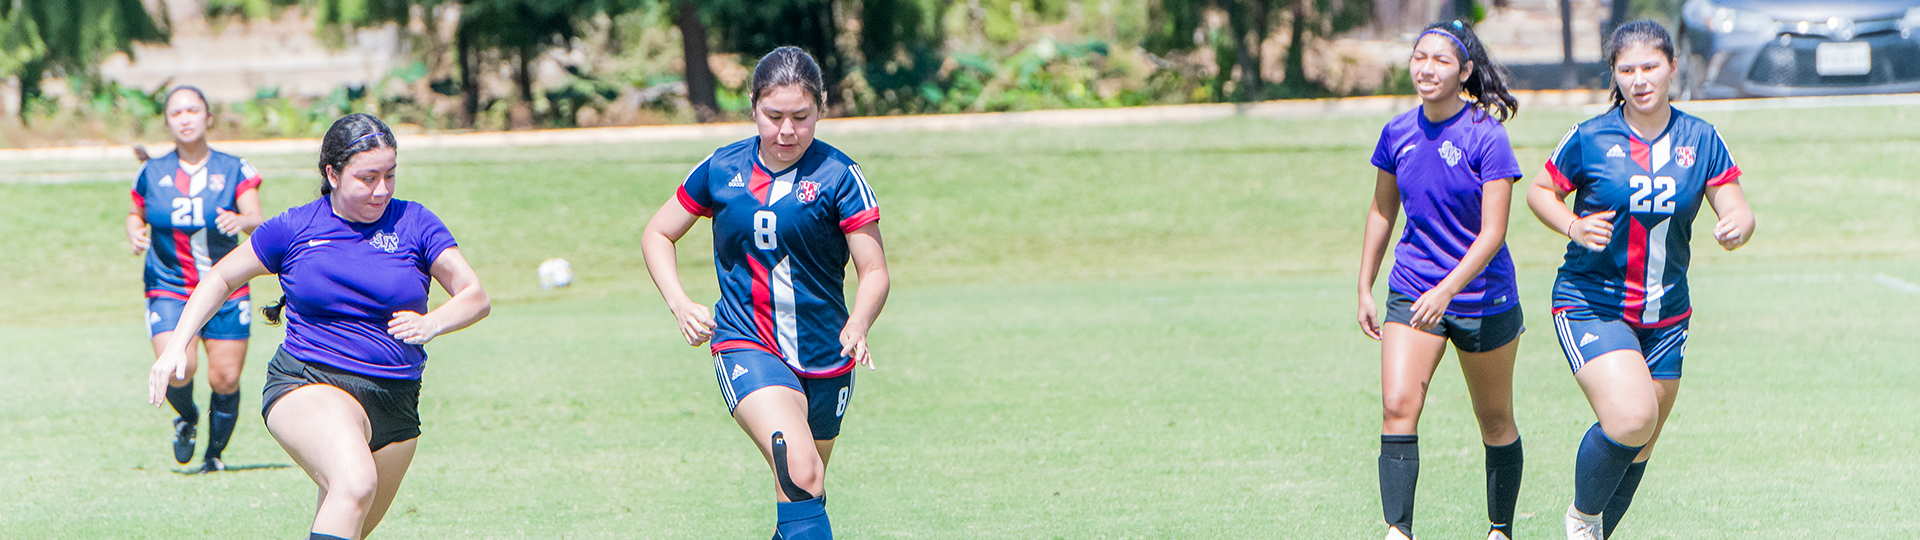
[1564,503,1603,540]
[1384,526,1413,540]
[1488,529,1511,540]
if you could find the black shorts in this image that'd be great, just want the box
[1384,291,1525,353]
[262,348,422,453]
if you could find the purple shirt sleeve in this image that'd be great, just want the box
[407,204,459,272]
[251,208,295,274]
[1370,123,1399,174]
[1474,125,1523,184]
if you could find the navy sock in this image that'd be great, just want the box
[1602,461,1648,538]
[1485,438,1524,537]
[207,391,240,460]
[1572,423,1643,516]
[776,496,831,540]
[308,534,349,540]
[1379,434,1419,537]
[165,381,198,423]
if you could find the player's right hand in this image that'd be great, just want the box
[129,229,150,255]
[147,348,189,406]
[1357,297,1382,341]
[670,302,716,347]
[1569,211,1616,251]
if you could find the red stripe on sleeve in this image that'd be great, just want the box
[237,175,263,194]
[675,186,713,217]
[839,208,880,234]
[1545,161,1576,193]
[1706,164,1742,187]
[131,189,145,208]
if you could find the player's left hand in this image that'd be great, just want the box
[387,310,441,345]
[214,208,245,236]
[1713,216,1748,251]
[839,324,873,370]
[147,347,190,406]
[1409,287,1455,332]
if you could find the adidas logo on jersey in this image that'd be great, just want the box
[1606,144,1626,159]
[1579,332,1600,347]
[729,364,749,380]
[728,173,746,188]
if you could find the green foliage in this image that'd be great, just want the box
[0,0,168,96]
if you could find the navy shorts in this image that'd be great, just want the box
[713,349,853,441]
[262,348,422,453]
[1383,291,1525,353]
[1552,307,1689,380]
[146,295,251,341]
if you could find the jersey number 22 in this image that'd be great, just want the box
[1628,175,1676,215]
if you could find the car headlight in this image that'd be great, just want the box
[1709,6,1776,34]
[1903,7,1920,31]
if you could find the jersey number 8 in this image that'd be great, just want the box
[170,197,207,227]
[753,210,778,251]
[1628,175,1677,215]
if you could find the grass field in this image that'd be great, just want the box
[3,103,1918,539]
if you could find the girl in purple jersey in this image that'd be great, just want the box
[126,86,265,471]
[147,113,491,540]
[1356,20,1526,540]
[641,47,890,540]
[1525,22,1753,540]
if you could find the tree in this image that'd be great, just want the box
[673,0,715,122]
[1148,0,1369,101]
[0,0,170,115]
[705,0,844,105]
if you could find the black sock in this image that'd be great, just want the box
[165,381,198,423]
[1485,438,1524,537]
[206,391,240,460]
[1379,434,1419,537]
[1602,461,1648,539]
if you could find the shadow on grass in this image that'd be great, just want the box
[172,462,295,475]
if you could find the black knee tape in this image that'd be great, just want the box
[770,431,815,502]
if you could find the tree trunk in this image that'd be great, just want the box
[1560,0,1577,89]
[1284,0,1309,93]
[1606,0,1631,41]
[512,46,535,129]
[677,0,718,123]
[1228,0,1262,101]
[458,26,478,128]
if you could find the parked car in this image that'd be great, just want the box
[1680,0,1920,99]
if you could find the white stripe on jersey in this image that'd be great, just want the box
[848,164,877,209]
[772,256,800,371]
[1711,127,1737,167]
[1549,125,1579,162]
[770,170,795,204]
[191,228,214,280]
[683,153,714,185]
[1651,134,1672,172]
[1642,219,1671,325]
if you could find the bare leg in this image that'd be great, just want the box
[201,339,248,395]
[1380,323,1449,435]
[1573,350,1662,446]
[1457,338,1521,446]
[733,387,825,502]
[267,385,377,539]
[359,438,418,538]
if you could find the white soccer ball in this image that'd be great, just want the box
[537,258,574,290]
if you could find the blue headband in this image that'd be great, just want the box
[351,132,385,146]
[1418,28,1468,58]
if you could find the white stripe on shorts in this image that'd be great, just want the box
[714,354,738,410]
[1555,311,1588,373]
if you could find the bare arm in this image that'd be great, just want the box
[148,239,271,404]
[387,247,491,344]
[640,198,716,346]
[1356,169,1399,340]
[215,187,264,236]
[1705,181,1755,251]
[1526,166,1615,251]
[839,223,890,369]
[126,199,150,255]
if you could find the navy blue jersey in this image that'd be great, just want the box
[1546,107,1740,327]
[677,137,880,378]
[134,150,262,301]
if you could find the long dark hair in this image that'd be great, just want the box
[750,46,827,108]
[1419,20,1519,122]
[1603,20,1676,110]
[263,113,398,326]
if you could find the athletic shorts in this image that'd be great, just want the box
[146,295,251,341]
[261,348,421,452]
[713,349,854,441]
[1552,307,1689,380]
[1384,291,1525,353]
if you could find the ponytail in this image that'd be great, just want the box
[1420,20,1520,122]
[262,296,287,326]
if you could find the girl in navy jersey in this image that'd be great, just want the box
[641,46,889,540]
[127,85,266,472]
[1526,21,1754,540]
[148,113,490,540]
[1356,20,1526,540]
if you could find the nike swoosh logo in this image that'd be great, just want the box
[307,239,331,247]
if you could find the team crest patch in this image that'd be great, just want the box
[1673,146,1696,168]
[796,181,822,203]
[208,174,225,192]
[369,231,401,253]
[1438,140,1463,167]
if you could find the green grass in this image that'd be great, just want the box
[2,104,1917,538]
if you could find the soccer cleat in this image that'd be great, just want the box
[171,417,197,464]
[1384,526,1413,540]
[199,457,226,473]
[1564,503,1603,540]
[1489,529,1512,540]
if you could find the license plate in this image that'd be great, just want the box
[1816,41,1872,76]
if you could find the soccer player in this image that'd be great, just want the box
[1526,21,1754,540]
[640,46,889,540]
[126,85,265,472]
[1357,20,1527,540]
[147,113,490,540]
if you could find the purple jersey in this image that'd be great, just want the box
[677,137,880,378]
[134,150,263,302]
[1370,106,1525,317]
[251,198,458,380]
[1546,107,1740,327]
